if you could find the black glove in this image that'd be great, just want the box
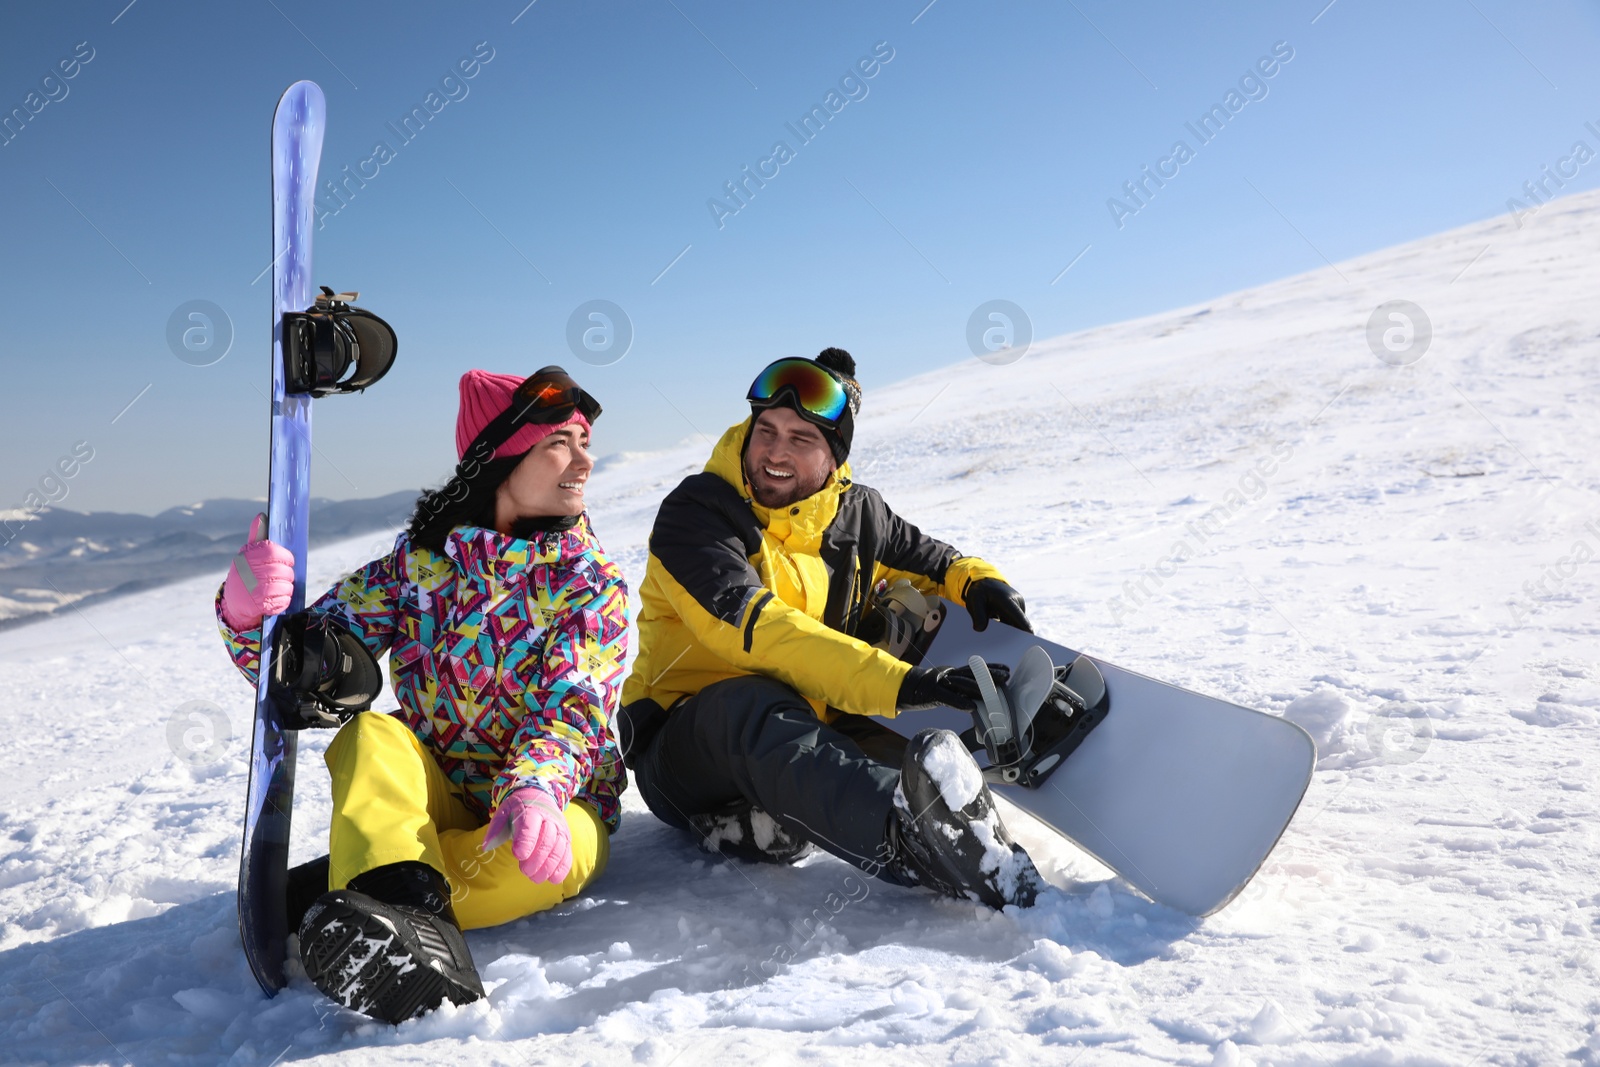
[965,578,1033,633]
[896,664,1010,712]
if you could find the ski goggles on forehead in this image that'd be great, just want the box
[506,366,602,425]
[747,359,851,423]
[461,365,600,466]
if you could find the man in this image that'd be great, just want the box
[620,348,1042,909]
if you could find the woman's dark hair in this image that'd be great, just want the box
[406,452,526,556]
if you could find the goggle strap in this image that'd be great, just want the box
[457,404,571,474]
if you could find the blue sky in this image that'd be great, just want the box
[2,0,1597,515]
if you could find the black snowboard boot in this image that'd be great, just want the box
[298,860,484,1024]
[885,729,1043,909]
[689,800,817,865]
[286,854,331,934]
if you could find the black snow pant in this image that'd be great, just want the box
[626,676,912,877]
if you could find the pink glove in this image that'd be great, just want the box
[483,788,572,885]
[220,513,296,631]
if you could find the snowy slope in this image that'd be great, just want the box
[3,189,1599,1065]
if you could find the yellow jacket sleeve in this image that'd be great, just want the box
[652,553,912,718]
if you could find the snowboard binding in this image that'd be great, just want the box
[861,578,945,663]
[269,610,383,729]
[282,286,397,397]
[963,647,1110,789]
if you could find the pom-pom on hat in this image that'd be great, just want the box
[455,369,591,461]
[815,347,861,411]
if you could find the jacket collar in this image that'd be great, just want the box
[704,419,852,548]
[443,515,597,585]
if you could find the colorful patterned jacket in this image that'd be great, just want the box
[216,517,630,831]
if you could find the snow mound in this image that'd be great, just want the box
[1282,687,1353,756]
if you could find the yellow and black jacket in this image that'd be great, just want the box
[621,419,1008,732]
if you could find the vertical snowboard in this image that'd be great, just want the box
[239,79,325,996]
[875,601,1316,916]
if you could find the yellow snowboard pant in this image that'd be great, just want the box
[323,711,609,931]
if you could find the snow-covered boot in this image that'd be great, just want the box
[298,861,484,1024]
[886,729,1042,909]
[689,800,817,864]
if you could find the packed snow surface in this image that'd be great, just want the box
[4,191,1600,1064]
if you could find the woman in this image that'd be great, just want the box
[215,366,628,1024]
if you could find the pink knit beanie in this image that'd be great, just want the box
[455,369,592,461]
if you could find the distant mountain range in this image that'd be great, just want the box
[0,491,419,629]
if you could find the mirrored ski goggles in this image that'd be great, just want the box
[461,365,602,466]
[746,358,851,423]
[506,366,602,425]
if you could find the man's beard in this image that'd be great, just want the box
[746,462,827,508]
